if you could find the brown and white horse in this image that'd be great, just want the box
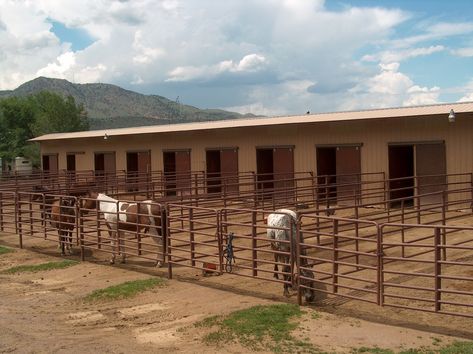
[81,192,166,266]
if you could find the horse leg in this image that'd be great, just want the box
[109,230,116,264]
[273,252,279,279]
[119,231,126,264]
[59,230,65,256]
[282,262,291,297]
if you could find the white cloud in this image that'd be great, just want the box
[451,47,473,57]
[166,54,267,82]
[363,45,445,63]
[0,0,464,114]
[457,80,473,102]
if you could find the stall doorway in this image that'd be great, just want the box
[66,154,76,172]
[163,150,191,196]
[256,147,294,200]
[94,152,116,175]
[316,145,361,204]
[388,145,415,207]
[127,151,151,191]
[206,148,239,194]
[42,154,58,173]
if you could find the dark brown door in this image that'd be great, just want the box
[220,149,239,194]
[175,150,191,194]
[273,147,294,201]
[137,151,151,190]
[316,147,337,202]
[44,154,58,172]
[389,145,414,207]
[103,153,116,174]
[256,149,274,196]
[66,154,76,171]
[336,146,361,205]
[163,151,176,196]
[206,150,221,193]
[416,143,446,206]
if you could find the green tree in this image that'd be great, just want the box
[0,91,88,167]
[32,91,88,136]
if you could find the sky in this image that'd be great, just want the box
[1,0,473,116]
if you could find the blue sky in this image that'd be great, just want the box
[1,0,473,115]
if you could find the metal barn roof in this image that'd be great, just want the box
[31,101,473,142]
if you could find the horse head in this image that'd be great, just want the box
[300,266,316,303]
[80,191,98,210]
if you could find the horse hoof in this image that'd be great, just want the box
[110,259,115,265]
[155,261,163,268]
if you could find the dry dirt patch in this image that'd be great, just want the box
[0,238,471,353]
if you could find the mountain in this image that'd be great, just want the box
[0,77,256,130]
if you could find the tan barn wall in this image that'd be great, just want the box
[39,113,473,182]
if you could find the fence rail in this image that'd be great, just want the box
[1,172,473,318]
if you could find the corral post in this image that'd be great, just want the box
[160,206,168,265]
[354,199,360,270]
[332,219,338,294]
[137,201,142,256]
[217,210,224,275]
[0,192,3,232]
[116,201,120,258]
[470,172,473,212]
[296,217,302,306]
[401,200,405,258]
[325,177,330,211]
[96,198,101,249]
[17,194,23,249]
[252,210,257,277]
[14,192,18,235]
[167,206,173,279]
[79,201,85,261]
[416,194,421,225]
[441,191,447,261]
[28,193,34,239]
[189,207,195,267]
[377,224,383,306]
[42,194,47,238]
[434,227,442,312]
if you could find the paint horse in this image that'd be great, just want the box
[81,192,166,266]
[266,209,315,303]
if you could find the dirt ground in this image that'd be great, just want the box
[1,233,473,354]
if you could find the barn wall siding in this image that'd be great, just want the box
[39,114,473,183]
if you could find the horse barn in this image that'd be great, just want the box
[2,101,473,318]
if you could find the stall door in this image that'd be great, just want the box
[316,147,337,202]
[220,149,239,194]
[175,151,191,194]
[206,150,221,194]
[336,146,361,205]
[273,147,294,201]
[416,143,446,206]
[389,145,414,207]
[42,154,58,173]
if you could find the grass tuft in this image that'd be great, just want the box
[84,277,166,302]
[196,304,321,353]
[3,260,78,274]
[0,245,14,255]
[351,341,473,354]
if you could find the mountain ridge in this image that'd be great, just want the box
[0,77,256,129]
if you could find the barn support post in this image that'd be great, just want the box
[251,210,258,277]
[434,227,442,312]
[189,207,195,267]
[167,212,173,280]
[332,219,339,294]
